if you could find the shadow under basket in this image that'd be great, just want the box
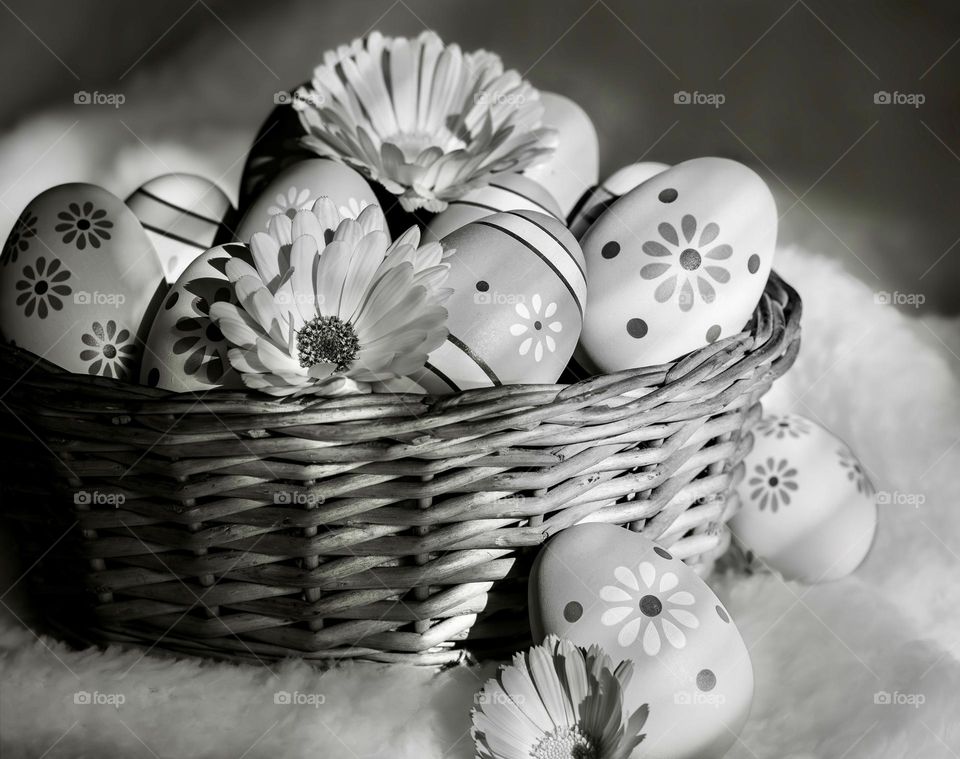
[0,273,801,665]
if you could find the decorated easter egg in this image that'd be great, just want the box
[568,161,670,239]
[140,244,252,392]
[578,157,777,372]
[522,92,598,217]
[424,173,562,242]
[530,522,753,759]
[237,90,313,211]
[409,210,585,393]
[126,173,233,284]
[0,183,165,379]
[235,159,378,242]
[731,413,878,582]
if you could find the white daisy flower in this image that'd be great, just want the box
[600,562,700,655]
[210,198,451,397]
[472,635,648,759]
[292,31,556,213]
[509,293,561,363]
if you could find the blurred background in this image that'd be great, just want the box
[0,0,957,309]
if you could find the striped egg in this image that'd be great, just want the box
[126,174,233,284]
[568,161,670,239]
[522,92,599,217]
[424,173,562,242]
[410,210,585,393]
[235,159,378,243]
[140,244,250,392]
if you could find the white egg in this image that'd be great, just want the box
[126,173,233,284]
[530,523,753,759]
[568,161,670,238]
[409,210,585,393]
[522,91,599,216]
[731,413,878,582]
[0,183,164,380]
[578,157,777,372]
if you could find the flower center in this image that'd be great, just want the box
[34,280,48,295]
[768,476,779,487]
[640,594,663,617]
[102,344,117,359]
[531,725,599,759]
[296,315,360,371]
[679,248,701,270]
[534,320,542,331]
[76,219,91,231]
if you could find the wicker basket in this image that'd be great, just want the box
[0,273,800,664]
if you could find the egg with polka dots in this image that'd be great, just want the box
[577,157,777,372]
[529,522,754,759]
[140,244,251,392]
[407,210,586,393]
[731,412,878,583]
[0,183,165,380]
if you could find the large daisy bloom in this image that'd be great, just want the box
[292,31,556,213]
[210,198,451,397]
[472,635,648,759]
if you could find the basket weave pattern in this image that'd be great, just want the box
[0,274,800,664]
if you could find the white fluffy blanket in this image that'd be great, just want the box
[2,43,960,759]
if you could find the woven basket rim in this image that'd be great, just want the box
[0,270,801,407]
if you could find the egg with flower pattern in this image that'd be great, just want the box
[0,183,164,379]
[731,413,878,583]
[530,522,753,759]
[409,210,585,393]
[577,157,777,372]
[140,244,251,392]
[126,173,234,284]
[235,159,378,242]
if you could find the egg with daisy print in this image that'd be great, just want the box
[731,413,878,583]
[530,522,754,759]
[235,158,378,243]
[578,156,777,371]
[0,183,165,379]
[409,210,585,394]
